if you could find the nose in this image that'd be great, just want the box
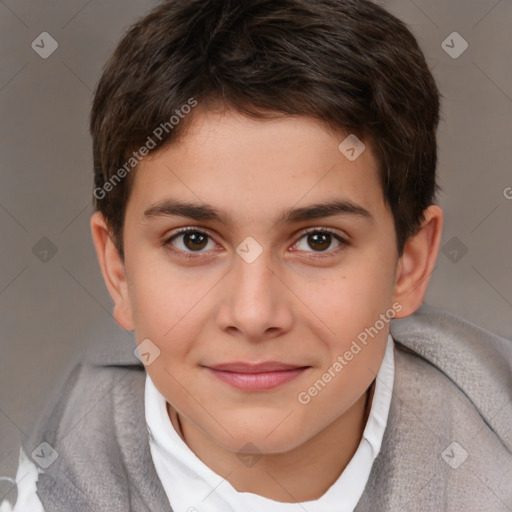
[215,246,294,342]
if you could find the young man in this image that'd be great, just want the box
[3,0,511,510]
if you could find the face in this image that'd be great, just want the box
[105,107,404,454]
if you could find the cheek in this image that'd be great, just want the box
[127,252,211,334]
[300,260,395,335]
[293,254,395,382]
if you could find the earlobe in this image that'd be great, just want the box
[90,211,135,331]
[392,205,443,318]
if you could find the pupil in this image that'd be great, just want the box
[185,232,207,250]
[308,232,330,251]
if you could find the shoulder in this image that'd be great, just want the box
[390,304,512,457]
[358,305,512,509]
[26,361,146,448]
[1,363,147,512]
[390,304,512,401]
[20,362,149,511]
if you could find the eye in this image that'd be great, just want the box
[291,228,349,256]
[164,227,217,256]
[163,226,349,260]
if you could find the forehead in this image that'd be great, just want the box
[127,107,387,226]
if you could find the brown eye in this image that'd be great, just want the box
[293,228,348,255]
[182,231,208,251]
[306,232,332,251]
[166,229,215,253]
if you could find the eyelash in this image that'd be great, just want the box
[163,226,350,260]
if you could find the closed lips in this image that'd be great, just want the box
[205,362,311,373]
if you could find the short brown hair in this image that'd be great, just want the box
[90,0,441,259]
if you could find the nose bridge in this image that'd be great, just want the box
[235,246,275,299]
[216,243,293,339]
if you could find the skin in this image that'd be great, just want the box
[91,106,443,502]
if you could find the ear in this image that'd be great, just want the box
[90,211,135,331]
[392,205,443,318]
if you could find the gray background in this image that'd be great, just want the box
[1,0,511,491]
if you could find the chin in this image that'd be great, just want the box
[215,421,307,454]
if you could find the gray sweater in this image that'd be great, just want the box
[23,305,512,511]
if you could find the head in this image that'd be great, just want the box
[90,0,443,455]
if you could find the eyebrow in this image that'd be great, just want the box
[143,198,373,226]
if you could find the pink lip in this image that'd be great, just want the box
[206,361,307,373]
[204,365,310,391]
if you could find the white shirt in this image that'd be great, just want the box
[2,335,394,512]
[0,448,44,512]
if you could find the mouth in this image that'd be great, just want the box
[202,362,311,391]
